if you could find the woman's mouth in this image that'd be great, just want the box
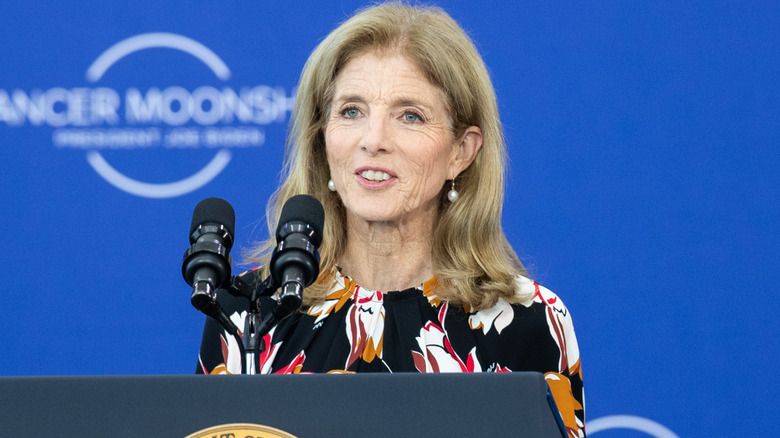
[355,167,396,188]
[360,169,392,182]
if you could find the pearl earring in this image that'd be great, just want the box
[328,179,336,192]
[447,179,459,202]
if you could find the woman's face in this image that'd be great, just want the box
[325,50,478,226]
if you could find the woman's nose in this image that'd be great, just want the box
[359,114,391,155]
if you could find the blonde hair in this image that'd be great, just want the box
[248,2,530,310]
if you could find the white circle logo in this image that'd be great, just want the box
[3,33,292,198]
[85,33,233,198]
[587,415,679,437]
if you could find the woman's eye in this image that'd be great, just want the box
[403,111,422,123]
[341,107,360,118]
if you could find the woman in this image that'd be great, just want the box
[198,2,585,436]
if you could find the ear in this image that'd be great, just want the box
[448,125,483,179]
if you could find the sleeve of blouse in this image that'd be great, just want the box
[535,282,586,438]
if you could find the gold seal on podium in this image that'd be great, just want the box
[185,423,298,438]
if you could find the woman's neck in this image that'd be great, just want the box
[338,212,435,292]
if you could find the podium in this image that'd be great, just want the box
[0,372,565,437]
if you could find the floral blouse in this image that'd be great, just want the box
[197,270,585,437]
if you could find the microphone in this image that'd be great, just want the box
[182,197,235,311]
[269,194,324,313]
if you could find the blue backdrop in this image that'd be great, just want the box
[1,1,777,436]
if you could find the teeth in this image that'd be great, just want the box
[361,170,391,181]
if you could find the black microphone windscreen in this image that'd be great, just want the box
[190,197,236,239]
[278,194,325,245]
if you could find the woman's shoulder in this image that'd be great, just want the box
[512,275,568,310]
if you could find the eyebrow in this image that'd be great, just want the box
[396,98,430,109]
[332,94,365,106]
[332,93,433,111]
